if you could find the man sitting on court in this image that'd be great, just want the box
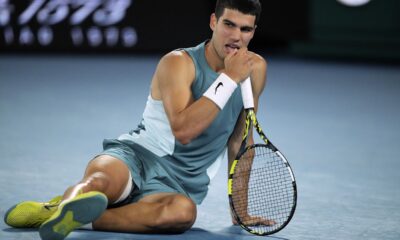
[4,0,268,239]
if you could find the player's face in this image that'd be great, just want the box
[210,8,256,59]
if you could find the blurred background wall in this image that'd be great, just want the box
[0,0,399,61]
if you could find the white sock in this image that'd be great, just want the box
[79,223,93,230]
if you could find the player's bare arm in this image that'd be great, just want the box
[151,51,220,145]
[152,47,255,145]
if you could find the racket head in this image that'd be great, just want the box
[229,143,297,236]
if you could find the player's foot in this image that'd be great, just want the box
[4,195,62,228]
[39,191,108,240]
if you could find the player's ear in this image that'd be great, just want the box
[250,25,257,38]
[210,13,217,31]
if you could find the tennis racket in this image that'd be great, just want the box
[228,77,297,236]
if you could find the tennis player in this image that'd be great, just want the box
[4,0,269,239]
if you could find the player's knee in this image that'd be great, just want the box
[155,195,196,233]
[81,172,111,193]
[173,196,196,229]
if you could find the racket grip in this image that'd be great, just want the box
[240,77,255,109]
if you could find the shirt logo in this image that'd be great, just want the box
[215,82,224,94]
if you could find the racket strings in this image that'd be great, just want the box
[232,146,295,233]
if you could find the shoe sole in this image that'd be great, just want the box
[39,192,107,240]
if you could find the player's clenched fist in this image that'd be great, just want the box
[224,47,253,83]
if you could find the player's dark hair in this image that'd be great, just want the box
[215,0,262,24]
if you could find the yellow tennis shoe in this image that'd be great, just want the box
[4,195,62,228]
[39,191,108,240]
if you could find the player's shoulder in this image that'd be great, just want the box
[249,52,267,95]
[155,49,195,85]
[159,50,194,69]
[249,51,267,71]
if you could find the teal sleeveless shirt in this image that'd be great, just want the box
[120,41,243,203]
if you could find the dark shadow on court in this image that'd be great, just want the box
[3,227,37,233]
[218,226,290,239]
[2,227,290,240]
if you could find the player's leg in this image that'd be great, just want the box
[61,154,131,203]
[92,193,197,234]
[38,155,132,240]
[3,154,130,229]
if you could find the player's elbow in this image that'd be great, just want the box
[170,117,197,145]
[171,123,194,145]
[173,129,193,145]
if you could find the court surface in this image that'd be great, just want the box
[0,53,399,240]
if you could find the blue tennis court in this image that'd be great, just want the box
[1,54,399,239]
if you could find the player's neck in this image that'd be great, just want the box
[205,41,225,73]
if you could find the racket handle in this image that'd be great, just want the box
[240,77,255,109]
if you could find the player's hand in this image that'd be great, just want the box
[232,214,276,226]
[224,48,253,83]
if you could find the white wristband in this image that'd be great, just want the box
[203,73,238,109]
